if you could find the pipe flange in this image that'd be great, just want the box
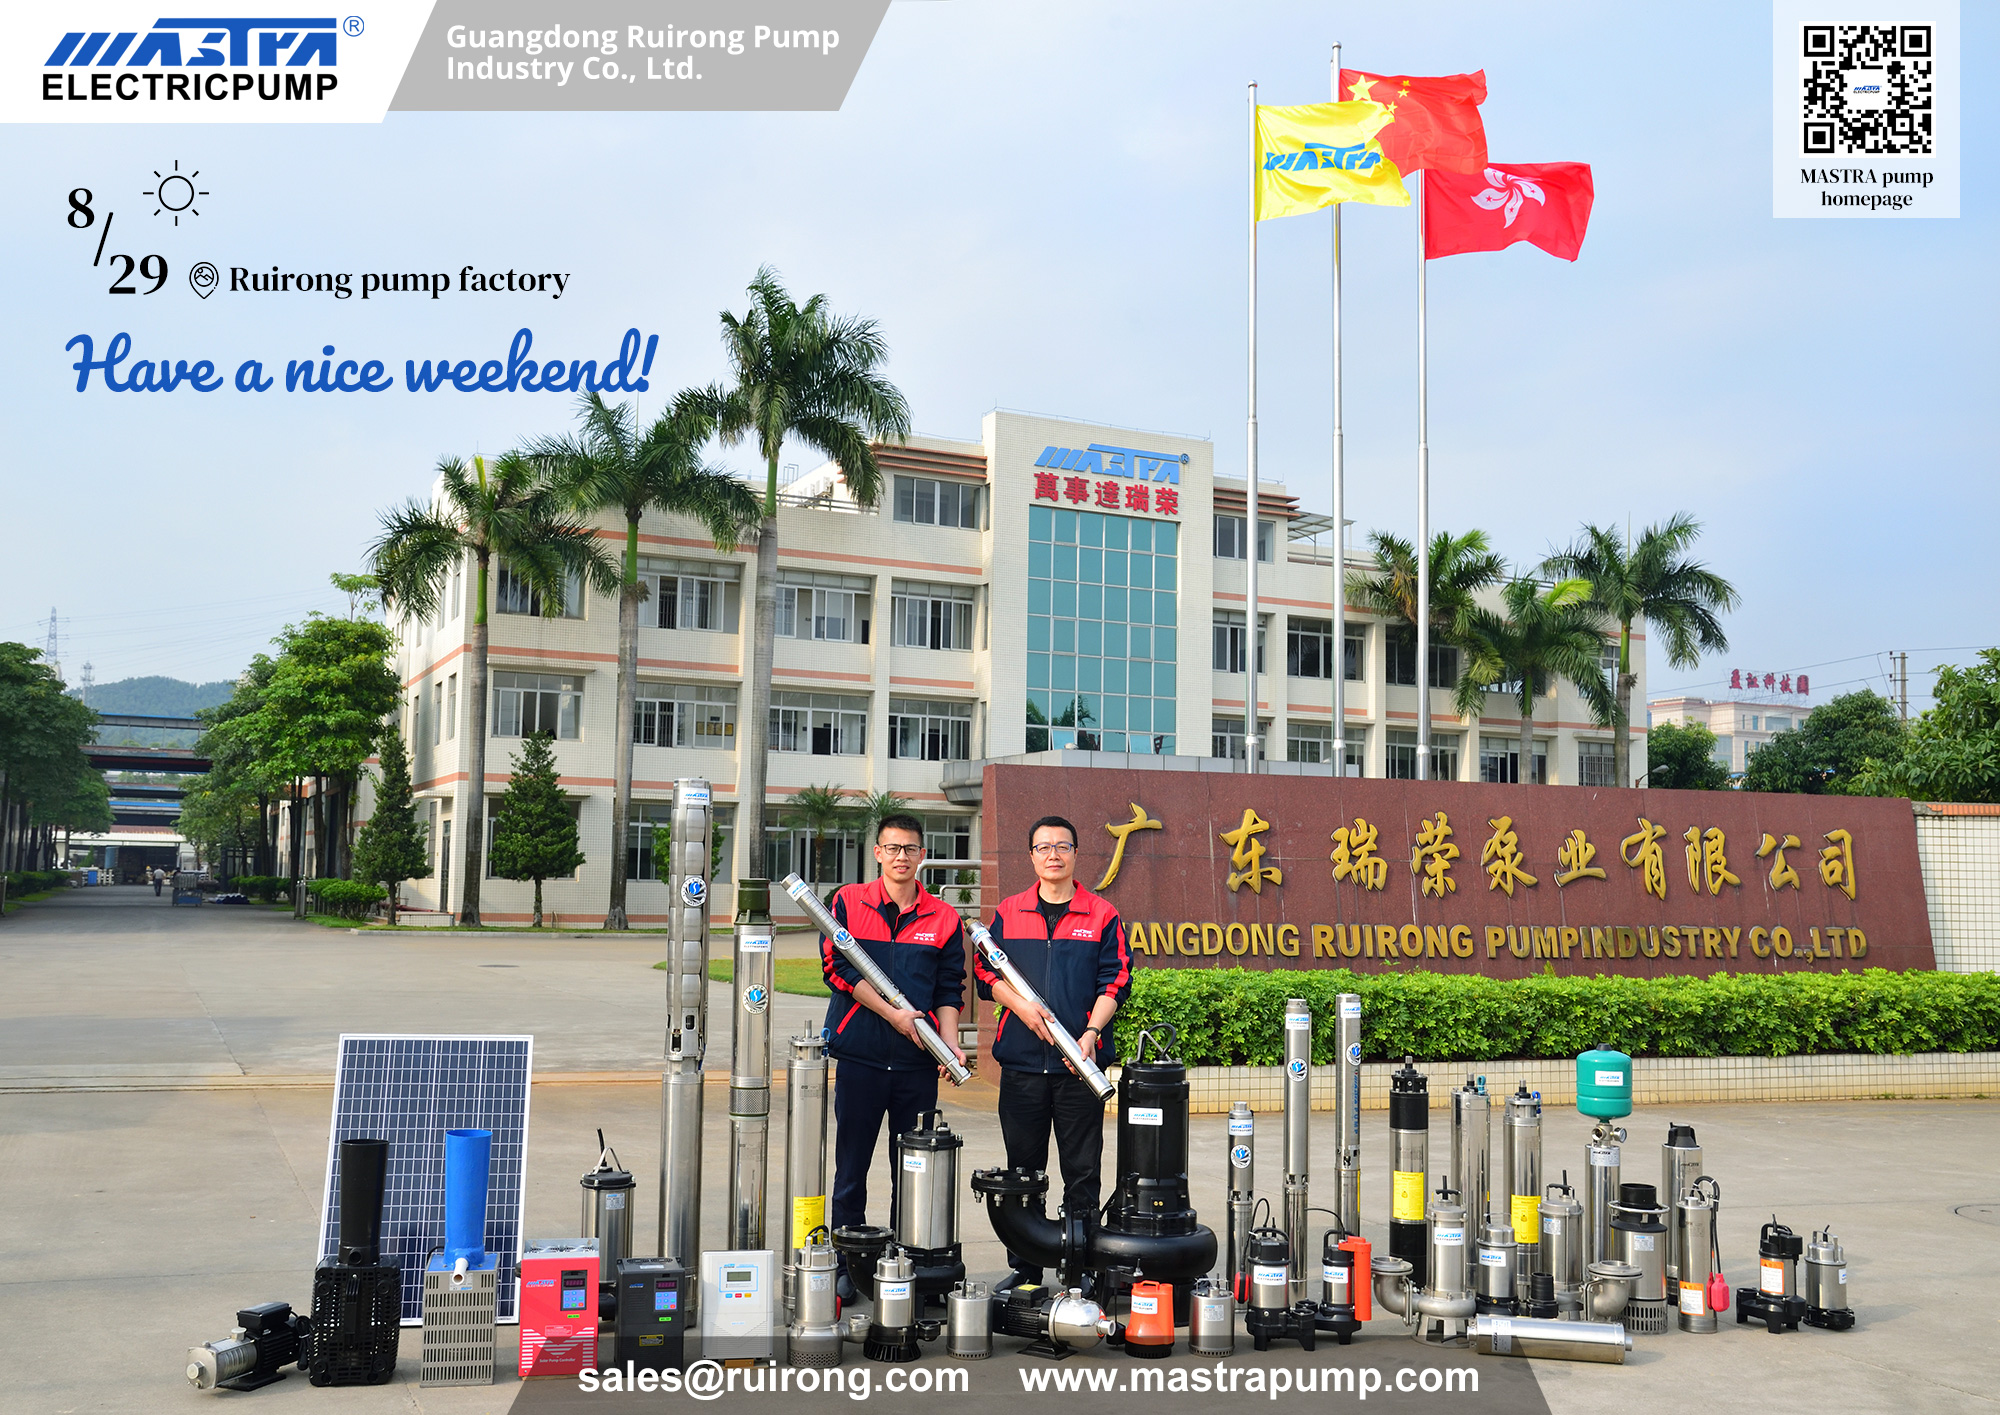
[970,1167,1047,1200]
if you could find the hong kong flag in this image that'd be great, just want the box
[1423,163,1595,261]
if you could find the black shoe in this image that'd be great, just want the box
[837,1272,858,1303]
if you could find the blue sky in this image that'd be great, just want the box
[3,0,1991,708]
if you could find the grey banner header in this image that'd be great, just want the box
[390,0,892,111]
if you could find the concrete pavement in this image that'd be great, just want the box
[1,888,1997,1414]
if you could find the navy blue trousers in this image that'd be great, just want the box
[830,1061,940,1240]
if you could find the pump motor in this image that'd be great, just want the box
[186,1303,309,1392]
[1736,1218,1808,1334]
[1241,1226,1318,1351]
[989,1283,1115,1360]
[1802,1227,1855,1331]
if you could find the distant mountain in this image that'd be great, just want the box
[84,676,236,717]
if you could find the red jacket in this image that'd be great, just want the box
[819,878,967,1071]
[974,884,1131,1074]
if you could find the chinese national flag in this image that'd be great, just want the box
[1423,162,1595,262]
[1337,69,1488,174]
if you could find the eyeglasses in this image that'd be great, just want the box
[1029,843,1077,857]
[878,844,926,859]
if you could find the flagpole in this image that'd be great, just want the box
[1330,45,1346,776]
[1245,80,1261,774]
[1416,167,1432,782]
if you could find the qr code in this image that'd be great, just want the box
[1800,23,1933,155]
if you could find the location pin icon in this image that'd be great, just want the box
[189,261,218,299]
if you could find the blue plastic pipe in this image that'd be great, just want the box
[444,1128,493,1266]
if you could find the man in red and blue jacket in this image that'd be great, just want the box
[819,813,966,1298]
[973,814,1132,1287]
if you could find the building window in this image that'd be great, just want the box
[893,475,981,528]
[431,679,443,746]
[1211,716,1270,761]
[657,574,723,631]
[765,809,860,886]
[1711,734,1735,768]
[1386,728,1459,781]
[1345,626,1363,682]
[1287,720,1333,762]
[626,801,669,882]
[633,682,738,749]
[891,581,976,651]
[923,813,972,862]
[1600,639,1620,685]
[1342,726,1366,778]
[450,560,463,620]
[493,671,582,739]
[1287,618,1338,679]
[1212,611,1268,675]
[771,691,867,756]
[1213,514,1275,562]
[1577,739,1616,787]
[494,561,584,618]
[888,698,973,761]
[1385,627,1458,688]
[1027,504,1179,756]
[1480,735,1549,785]
[1766,716,1792,733]
[445,674,457,740]
[775,571,870,644]
[485,796,582,878]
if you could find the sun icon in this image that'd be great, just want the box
[144,160,207,225]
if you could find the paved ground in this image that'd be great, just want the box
[2,888,1997,1414]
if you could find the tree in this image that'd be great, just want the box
[531,391,759,931]
[787,783,852,897]
[1347,529,1507,642]
[1456,578,1618,780]
[175,769,261,873]
[1853,650,2000,803]
[717,267,912,881]
[1743,691,1904,795]
[329,571,381,618]
[194,656,283,877]
[0,642,99,873]
[488,732,583,928]
[1542,516,1738,787]
[250,616,402,884]
[370,452,615,926]
[1644,720,1731,790]
[353,725,431,924]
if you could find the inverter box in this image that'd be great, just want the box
[520,1239,599,1378]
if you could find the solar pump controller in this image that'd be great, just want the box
[699,1250,777,1362]
[612,1258,685,1372]
[519,1239,598,1379]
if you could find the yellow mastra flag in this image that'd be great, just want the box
[1254,101,1409,220]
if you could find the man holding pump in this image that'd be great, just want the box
[819,813,966,1299]
[974,814,1132,1288]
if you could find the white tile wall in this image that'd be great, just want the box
[1916,815,2000,973]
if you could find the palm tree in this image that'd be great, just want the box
[717,267,911,881]
[531,391,761,930]
[1456,577,1619,780]
[788,783,853,899]
[1542,516,1738,786]
[1346,528,1507,680]
[854,789,912,877]
[370,452,615,927]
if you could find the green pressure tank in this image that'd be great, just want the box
[1575,1045,1633,1119]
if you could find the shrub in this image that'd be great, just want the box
[6,870,68,896]
[304,878,387,920]
[1116,967,2000,1065]
[230,875,291,903]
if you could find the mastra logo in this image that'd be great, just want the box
[42,19,343,105]
[1034,443,1186,484]
[1263,141,1381,173]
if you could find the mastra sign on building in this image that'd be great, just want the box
[979,764,1936,980]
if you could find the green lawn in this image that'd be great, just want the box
[652,957,831,998]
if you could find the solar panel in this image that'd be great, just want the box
[316,1035,534,1325]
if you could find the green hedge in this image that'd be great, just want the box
[304,878,387,920]
[6,870,69,895]
[1117,968,2000,1065]
[230,875,291,903]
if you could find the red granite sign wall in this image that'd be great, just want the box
[977,765,1936,978]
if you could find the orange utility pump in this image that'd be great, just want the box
[1340,1234,1373,1322]
[1124,1280,1175,1359]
